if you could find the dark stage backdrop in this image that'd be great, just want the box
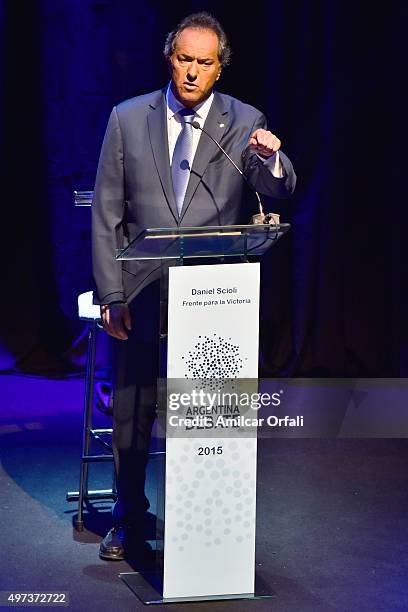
[0,1,406,376]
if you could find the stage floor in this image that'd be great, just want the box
[0,374,407,611]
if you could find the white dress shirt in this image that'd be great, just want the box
[166,83,283,178]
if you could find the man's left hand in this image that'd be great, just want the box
[249,129,281,158]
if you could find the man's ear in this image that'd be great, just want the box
[216,70,221,81]
[166,56,173,75]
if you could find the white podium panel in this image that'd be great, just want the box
[164,263,260,600]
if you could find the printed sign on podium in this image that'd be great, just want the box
[164,262,260,600]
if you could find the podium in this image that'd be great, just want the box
[115,223,290,604]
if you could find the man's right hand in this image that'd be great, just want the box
[101,303,131,340]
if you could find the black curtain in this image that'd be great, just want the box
[1,0,406,376]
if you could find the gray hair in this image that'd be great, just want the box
[163,12,231,68]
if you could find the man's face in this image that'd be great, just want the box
[169,27,221,108]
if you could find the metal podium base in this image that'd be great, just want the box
[119,571,276,605]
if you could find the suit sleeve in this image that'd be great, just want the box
[92,107,126,304]
[241,113,297,198]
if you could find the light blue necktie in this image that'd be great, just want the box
[171,108,195,216]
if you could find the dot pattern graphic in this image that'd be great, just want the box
[182,334,245,391]
[165,438,256,553]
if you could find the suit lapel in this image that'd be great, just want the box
[147,91,179,223]
[180,92,230,221]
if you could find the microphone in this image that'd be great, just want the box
[190,120,266,218]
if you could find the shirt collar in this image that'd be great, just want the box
[166,82,214,122]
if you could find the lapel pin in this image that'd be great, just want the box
[219,123,225,128]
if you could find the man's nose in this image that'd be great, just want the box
[186,61,198,81]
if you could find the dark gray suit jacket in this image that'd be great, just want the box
[92,88,296,305]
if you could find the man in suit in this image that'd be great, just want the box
[92,12,296,560]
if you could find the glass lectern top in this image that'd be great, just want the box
[116,224,290,261]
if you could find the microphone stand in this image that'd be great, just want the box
[190,120,279,230]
